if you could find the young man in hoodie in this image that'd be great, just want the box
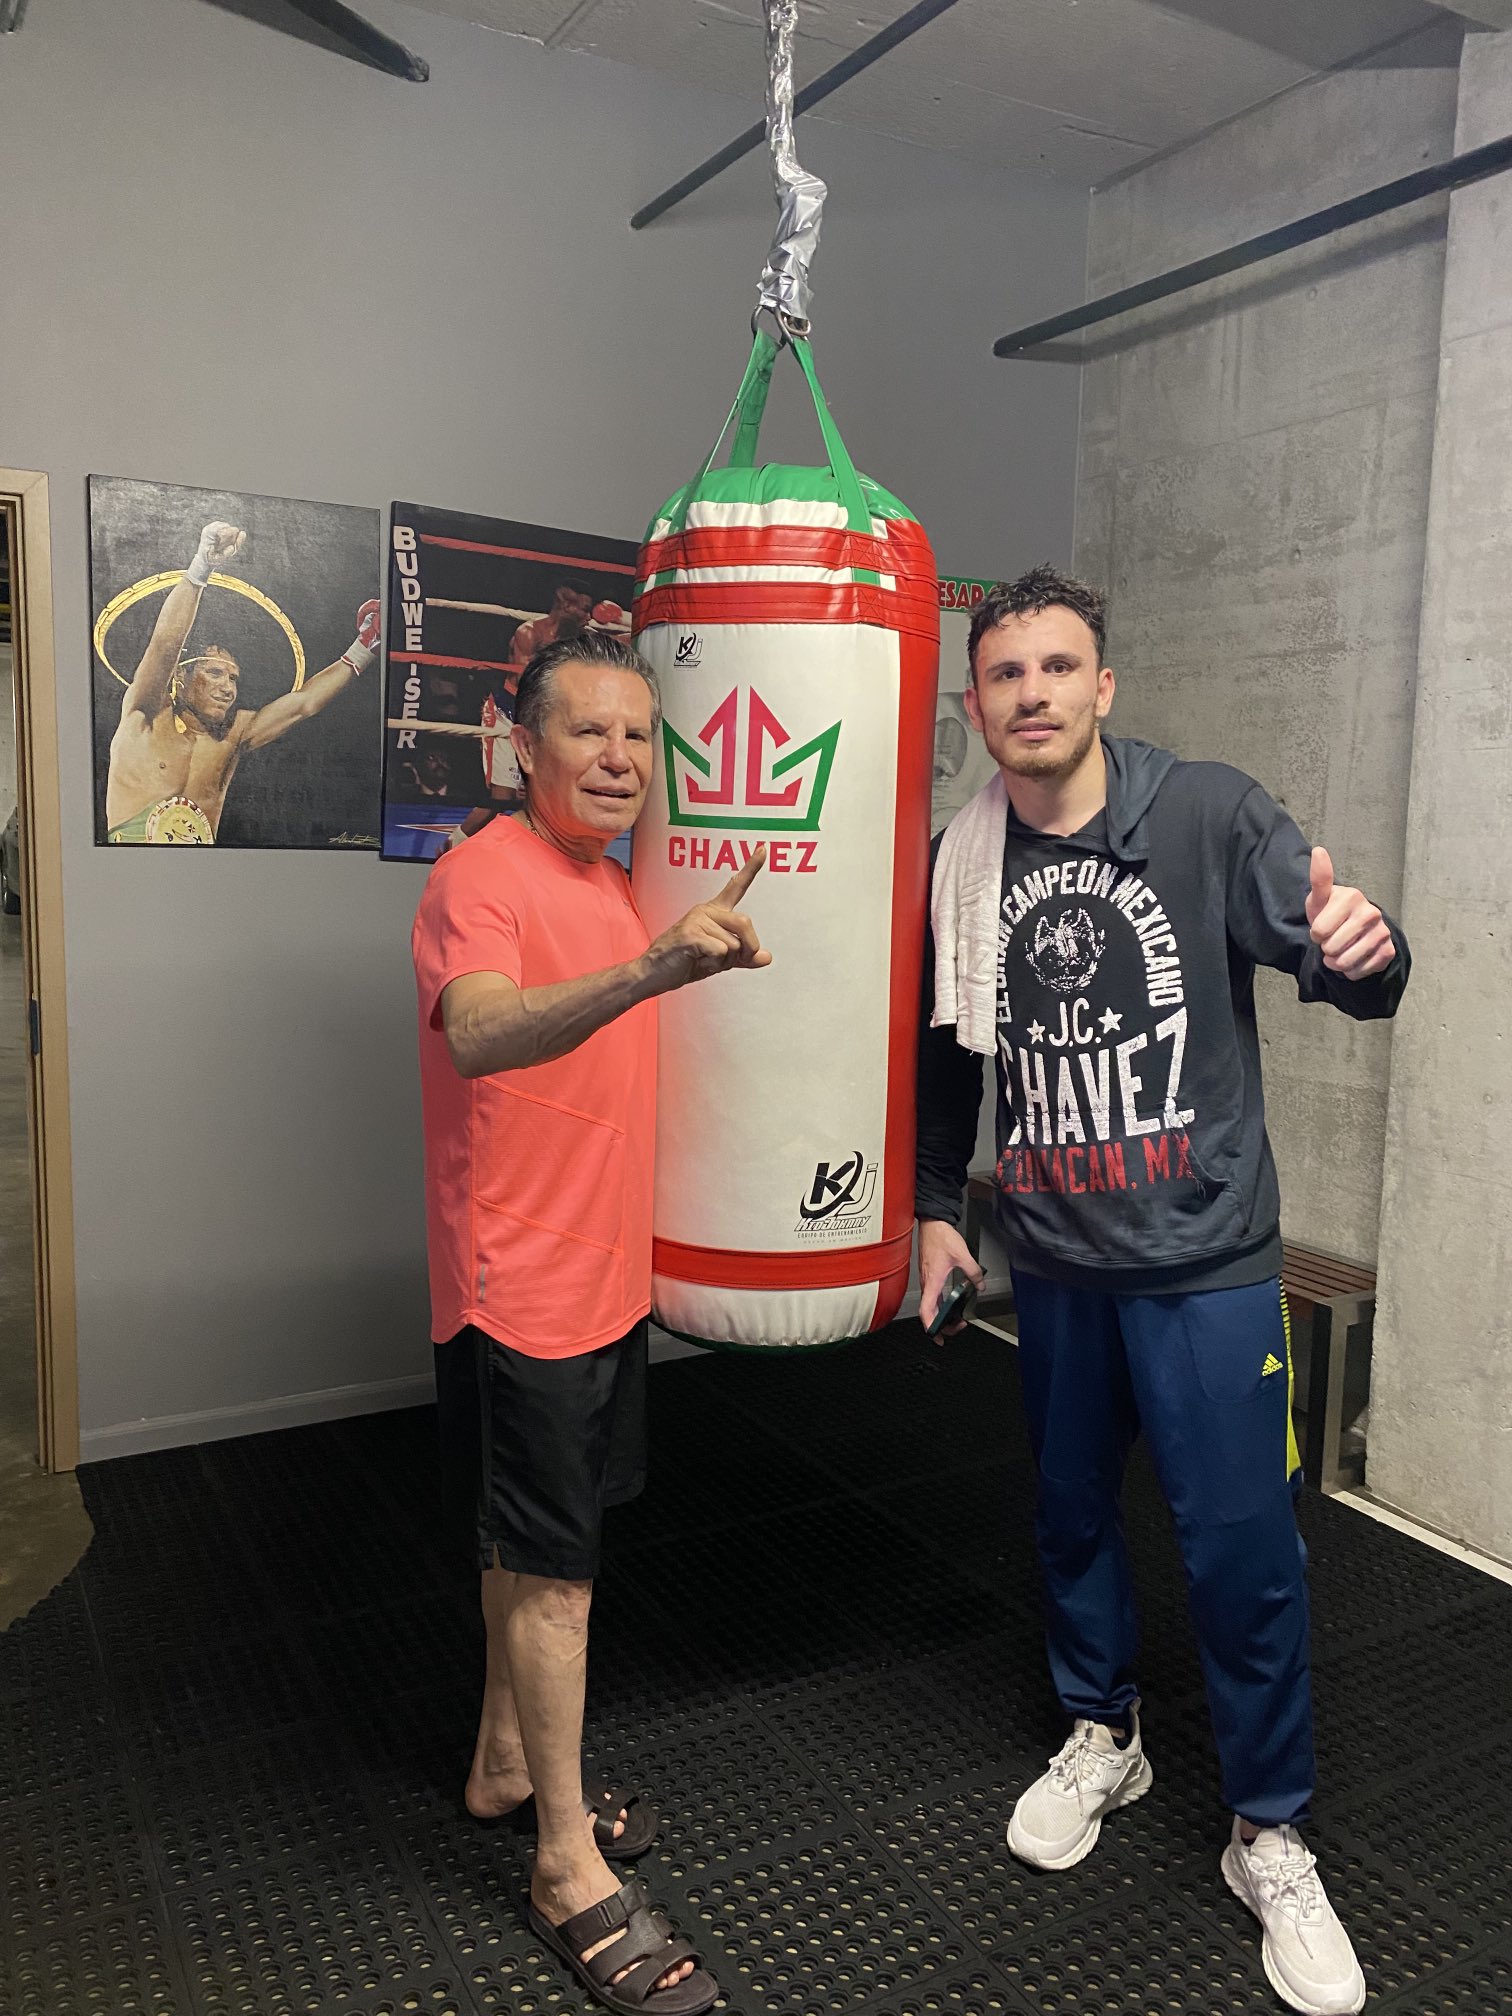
[915,567,1407,2016]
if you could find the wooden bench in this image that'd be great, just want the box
[962,1173,1375,1495]
[1280,1243,1376,1496]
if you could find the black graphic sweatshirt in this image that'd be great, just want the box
[915,737,1411,1294]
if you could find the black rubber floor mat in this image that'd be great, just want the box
[0,1322,1507,2013]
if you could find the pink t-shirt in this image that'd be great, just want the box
[412,818,656,1358]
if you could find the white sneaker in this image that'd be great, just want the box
[1006,1709,1154,1870]
[1221,1820,1367,2015]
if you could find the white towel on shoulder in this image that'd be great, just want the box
[930,771,1006,1058]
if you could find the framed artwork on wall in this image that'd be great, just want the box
[89,477,382,849]
[381,502,637,864]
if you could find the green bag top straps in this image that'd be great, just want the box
[661,330,873,538]
[659,331,777,537]
[788,336,871,534]
[728,331,779,470]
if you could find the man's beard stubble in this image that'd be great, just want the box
[995,708,1100,781]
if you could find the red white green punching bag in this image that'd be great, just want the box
[631,329,940,1347]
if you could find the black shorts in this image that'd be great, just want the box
[434,1321,647,1581]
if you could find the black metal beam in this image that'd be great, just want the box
[631,0,963,231]
[277,0,428,79]
[994,130,1512,358]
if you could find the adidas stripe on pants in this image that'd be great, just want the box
[1011,1271,1315,1827]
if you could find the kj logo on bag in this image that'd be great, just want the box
[796,1150,879,1241]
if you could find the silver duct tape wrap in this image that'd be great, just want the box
[757,0,826,331]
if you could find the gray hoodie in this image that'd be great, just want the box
[916,735,1410,1293]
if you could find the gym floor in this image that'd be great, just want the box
[2,1326,1510,2016]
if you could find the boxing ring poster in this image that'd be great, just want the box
[933,575,1002,835]
[379,504,637,863]
[88,477,382,849]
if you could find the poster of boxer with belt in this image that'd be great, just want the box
[380,503,637,862]
[88,476,382,848]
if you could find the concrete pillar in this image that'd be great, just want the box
[1370,28,1512,1560]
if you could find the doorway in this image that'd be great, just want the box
[0,469,87,1629]
[0,467,82,1524]
[0,527,32,1459]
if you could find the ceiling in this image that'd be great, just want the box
[393,0,1458,185]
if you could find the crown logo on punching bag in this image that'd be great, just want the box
[663,686,841,833]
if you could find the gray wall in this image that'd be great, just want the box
[1074,21,1463,1265]
[0,0,1086,1455]
[1371,28,1512,1561]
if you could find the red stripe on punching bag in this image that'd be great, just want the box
[875,615,940,1331]
[634,580,940,639]
[641,516,937,579]
[643,525,904,578]
[653,1231,914,1293]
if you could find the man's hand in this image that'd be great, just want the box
[186,521,246,588]
[1306,847,1395,980]
[918,1218,985,1340]
[645,846,773,992]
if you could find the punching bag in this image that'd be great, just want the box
[631,330,940,1348]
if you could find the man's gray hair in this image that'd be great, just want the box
[513,630,662,741]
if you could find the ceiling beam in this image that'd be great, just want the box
[282,0,428,76]
[995,128,1512,358]
[217,0,430,78]
[1424,1,1512,26]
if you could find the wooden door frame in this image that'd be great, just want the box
[2,470,79,1472]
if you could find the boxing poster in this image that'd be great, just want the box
[88,477,382,848]
[380,504,637,862]
[933,575,1001,835]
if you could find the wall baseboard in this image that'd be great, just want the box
[1333,1487,1512,1587]
[79,1372,437,1463]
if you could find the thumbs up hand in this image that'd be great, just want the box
[1306,846,1395,979]
[1305,846,1334,927]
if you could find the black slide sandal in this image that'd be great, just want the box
[529,1876,717,2016]
[468,1779,659,1860]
